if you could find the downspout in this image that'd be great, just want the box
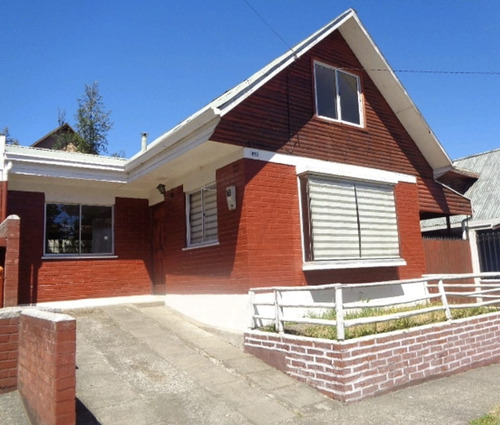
[461,216,470,240]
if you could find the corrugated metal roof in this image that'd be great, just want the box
[422,148,500,230]
[455,149,500,222]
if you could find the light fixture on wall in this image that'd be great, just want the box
[156,184,166,195]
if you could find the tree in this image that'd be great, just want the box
[0,127,19,145]
[74,81,113,155]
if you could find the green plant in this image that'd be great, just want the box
[470,404,500,425]
[260,302,499,341]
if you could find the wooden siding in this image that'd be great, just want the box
[211,30,471,217]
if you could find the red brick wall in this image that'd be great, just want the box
[7,192,153,303]
[158,159,425,293]
[18,310,76,425]
[0,310,20,393]
[160,160,250,294]
[211,30,470,217]
[245,312,500,403]
[395,182,426,279]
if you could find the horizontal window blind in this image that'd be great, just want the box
[306,175,399,261]
[356,183,399,258]
[188,184,218,245]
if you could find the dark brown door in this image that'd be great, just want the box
[152,204,166,294]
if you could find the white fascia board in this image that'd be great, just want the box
[6,145,127,183]
[339,14,452,174]
[243,147,416,184]
[125,108,221,183]
[214,10,356,116]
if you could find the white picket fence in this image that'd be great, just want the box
[248,272,500,340]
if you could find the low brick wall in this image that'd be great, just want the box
[244,312,500,403]
[0,309,20,392]
[0,308,76,425]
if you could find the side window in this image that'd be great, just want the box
[186,183,218,247]
[45,204,113,255]
[314,61,363,126]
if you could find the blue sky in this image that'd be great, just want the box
[2,0,499,160]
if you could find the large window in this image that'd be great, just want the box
[301,175,399,262]
[186,183,218,247]
[314,61,362,126]
[45,204,113,255]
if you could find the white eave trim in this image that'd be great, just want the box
[5,145,128,183]
[125,107,221,182]
[243,147,417,184]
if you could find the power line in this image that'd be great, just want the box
[242,0,297,58]
[369,68,500,76]
[241,1,500,77]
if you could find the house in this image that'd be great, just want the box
[0,9,472,328]
[31,122,79,152]
[422,149,500,274]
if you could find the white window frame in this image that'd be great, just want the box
[299,174,405,270]
[185,183,219,249]
[43,203,115,258]
[313,60,364,127]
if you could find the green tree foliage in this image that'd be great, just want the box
[0,127,19,145]
[55,82,113,154]
[74,81,113,154]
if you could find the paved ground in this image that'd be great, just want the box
[2,303,500,424]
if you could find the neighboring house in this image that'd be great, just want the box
[0,9,471,328]
[422,149,500,273]
[31,123,78,152]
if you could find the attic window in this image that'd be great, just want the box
[314,61,363,126]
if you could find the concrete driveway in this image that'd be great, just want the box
[1,302,494,425]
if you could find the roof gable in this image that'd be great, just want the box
[193,9,451,176]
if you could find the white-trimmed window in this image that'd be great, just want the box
[186,183,218,247]
[45,204,113,255]
[314,61,363,126]
[300,175,400,263]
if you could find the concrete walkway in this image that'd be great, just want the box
[2,303,500,424]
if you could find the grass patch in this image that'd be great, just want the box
[470,405,500,425]
[262,304,498,340]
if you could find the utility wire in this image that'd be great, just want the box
[242,1,500,76]
[369,68,500,76]
[242,0,297,58]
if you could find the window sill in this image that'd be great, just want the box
[182,241,220,251]
[303,257,406,271]
[42,255,118,260]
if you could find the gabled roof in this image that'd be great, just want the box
[454,149,500,222]
[130,8,453,177]
[5,9,455,196]
[422,148,500,230]
[31,123,77,149]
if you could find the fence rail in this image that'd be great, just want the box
[248,272,500,340]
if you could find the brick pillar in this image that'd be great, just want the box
[18,310,76,425]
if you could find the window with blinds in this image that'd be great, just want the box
[303,175,400,262]
[187,183,218,246]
